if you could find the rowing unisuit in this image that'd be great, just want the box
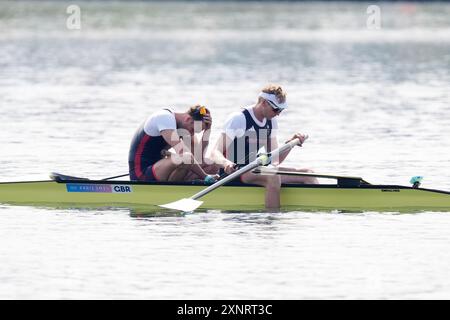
[128,108,175,181]
[223,106,278,165]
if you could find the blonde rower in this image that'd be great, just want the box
[211,84,318,209]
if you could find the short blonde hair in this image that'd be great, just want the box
[261,84,286,103]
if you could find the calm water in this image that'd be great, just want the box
[1,1,450,299]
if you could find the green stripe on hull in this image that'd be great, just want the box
[0,180,449,212]
[281,187,450,212]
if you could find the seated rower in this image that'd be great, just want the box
[129,105,218,183]
[210,84,319,209]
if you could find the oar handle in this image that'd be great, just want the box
[262,138,301,165]
[191,138,300,200]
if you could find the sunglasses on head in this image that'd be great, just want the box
[191,106,208,120]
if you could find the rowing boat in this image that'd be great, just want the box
[0,171,449,212]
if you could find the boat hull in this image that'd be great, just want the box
[1,180,449,212]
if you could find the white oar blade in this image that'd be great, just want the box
[159,198,203,212]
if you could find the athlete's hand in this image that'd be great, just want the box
[203,111,212,131]
[287,133,308,146]
[223,161,236,174]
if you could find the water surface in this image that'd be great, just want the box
[0,1,449,299]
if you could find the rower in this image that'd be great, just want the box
[210,84,319,209]
[128,105,218,183]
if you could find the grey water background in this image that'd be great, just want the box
[1,1,450,299]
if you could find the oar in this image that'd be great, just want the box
[159,138,301,212]
[51,172,129,181]
[101,173,129,181]
[216,149,259,180]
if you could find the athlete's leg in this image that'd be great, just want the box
[183,163,221,181]
[152,153,212,182]
[151,157,190,181]
[167,165,192,181]
[276,167,319,184]
[240,172,281,209]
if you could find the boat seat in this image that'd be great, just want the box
[50,172,89,182]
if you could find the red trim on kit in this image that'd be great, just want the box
[134,135,151,180]
[151,165,160,182]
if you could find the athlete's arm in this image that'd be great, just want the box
[160,129,210,179]
[272,133,308,166]
[200,112,212,160]
[160,129,184,151]
[209,112,246,174]
[270,138,290,165]
[210,133,236,174]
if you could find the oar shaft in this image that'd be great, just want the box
[191,138,300,201]
[191,162,260,200]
